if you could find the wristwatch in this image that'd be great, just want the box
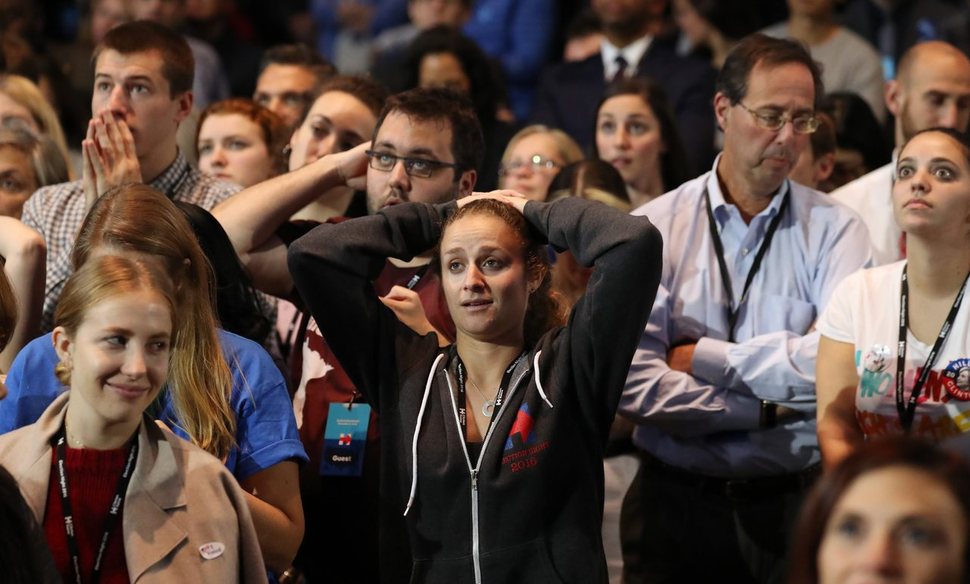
[759,400,778,429]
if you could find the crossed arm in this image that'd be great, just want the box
[620,282,831,436]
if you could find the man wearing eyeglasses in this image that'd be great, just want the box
[215,87,482,301]
[364,89,479,215]
[619,34,873,583]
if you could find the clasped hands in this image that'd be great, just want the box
[82,110,142,209]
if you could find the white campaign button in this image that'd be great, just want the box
[199,542,226,560]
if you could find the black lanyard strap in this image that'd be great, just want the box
[405,265,430,290]
[704,187,790,342]
[454,350,526,449]
[895,266,970,432]
[54,428,138,584]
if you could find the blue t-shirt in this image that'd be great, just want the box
[1,329,307,480]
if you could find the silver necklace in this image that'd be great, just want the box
[468,378,495,417]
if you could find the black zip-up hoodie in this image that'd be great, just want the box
[289,197,662,583]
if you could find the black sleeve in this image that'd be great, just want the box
[287,202,453,412]
[525,197,663,428]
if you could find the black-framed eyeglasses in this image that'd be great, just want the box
[498,154,562,176]
[366,150,459,179]
[737,102,819,135]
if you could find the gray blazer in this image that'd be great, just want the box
[0,393,268,583]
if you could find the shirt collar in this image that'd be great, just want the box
[707,154,790,221]
[147,150,191,198]
[601,36,652,78]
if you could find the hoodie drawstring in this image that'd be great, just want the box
[533,351,553,409]
[404,352,445,516]
[403,350,554,516]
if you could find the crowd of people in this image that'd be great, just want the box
[1,0,970,583]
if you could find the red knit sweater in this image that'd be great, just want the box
[43,445,131,584]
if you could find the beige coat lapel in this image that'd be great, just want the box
[123,420,189,582]
[0,392,69,521]
[0,392,191,582]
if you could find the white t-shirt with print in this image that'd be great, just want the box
[818,261,970,441]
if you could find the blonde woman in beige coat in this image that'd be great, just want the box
[0,255,267,583]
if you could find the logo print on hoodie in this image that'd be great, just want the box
[505,403,537,451]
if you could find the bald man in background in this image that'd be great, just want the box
[830,41,970,265]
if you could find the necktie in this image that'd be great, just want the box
[611,56,628,84]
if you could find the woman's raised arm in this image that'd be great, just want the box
[0,217,45,373]
[212,143,370,296]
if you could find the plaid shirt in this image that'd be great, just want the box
[22,151,240,331]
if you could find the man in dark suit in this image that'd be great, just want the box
[532,0,716,171]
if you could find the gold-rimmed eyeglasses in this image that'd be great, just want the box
[737,102,819,135]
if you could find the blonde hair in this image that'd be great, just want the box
[499,124,584,178]
[0,125,71,189]
[0,75,72,175]
[72,184,236,459]
[54,255,176,386]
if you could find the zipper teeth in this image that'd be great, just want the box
[444,364,531,584]
[471,470,481,584]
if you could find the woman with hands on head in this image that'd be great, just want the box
[288,188,663,582]
[0,255,267,583]
[816,127,970,470]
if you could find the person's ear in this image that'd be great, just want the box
[713,92,731,132]
[52,326,74,370]
[457,169,476,198]
[174,91,194,124]
[885,80,903,118]
[527,263,547,295]
[815,152,836,185]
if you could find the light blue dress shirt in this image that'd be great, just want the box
[620,158,874,477]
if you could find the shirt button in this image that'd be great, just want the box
[741,248,750,256]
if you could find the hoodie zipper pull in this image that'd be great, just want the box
[471,469,478,491]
